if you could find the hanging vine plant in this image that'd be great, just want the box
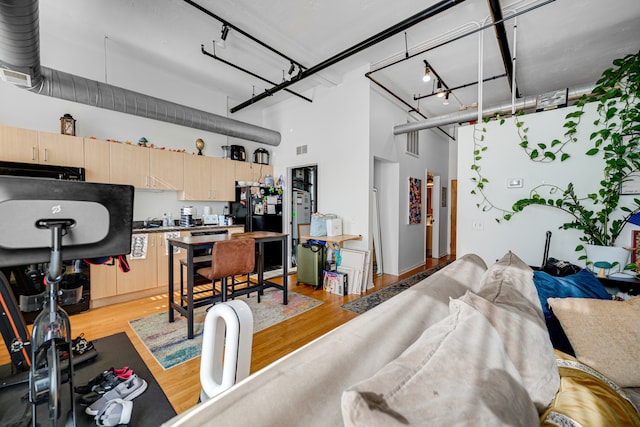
[471,51,640,254]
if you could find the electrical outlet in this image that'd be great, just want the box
[472,221,483,231]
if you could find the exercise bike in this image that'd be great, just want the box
[0,176,134,426]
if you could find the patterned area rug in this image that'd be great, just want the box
[340,260,455,314]
[129,288,322,370]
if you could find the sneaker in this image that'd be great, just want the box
[94,398,133,426]
[75,366,132,395]
[78,368,134,405]
[85,374,148,416]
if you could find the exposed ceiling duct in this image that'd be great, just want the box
[0,0,281,146]
[392,83,596,135]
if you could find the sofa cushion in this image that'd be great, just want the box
[341,298,539,427]
[540,350,640,426]
[547,297,640,387]
[459,290,559,413]
[480,251,543,320]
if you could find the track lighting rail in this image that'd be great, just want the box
[183,0,306,71]
[201,45,312,104]
[413,73,506,101]
[230,0,467,112]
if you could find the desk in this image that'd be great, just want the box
[300,234,362,250]
[168,231,288,339]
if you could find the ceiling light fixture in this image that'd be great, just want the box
[443,91,450,105]
[422,60,431,82]
[436,80,446,97]
[221,24,229,41]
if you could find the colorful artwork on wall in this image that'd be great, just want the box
[409,177,422,224]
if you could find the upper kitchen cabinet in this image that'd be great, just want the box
[180,155,235,201]
[235,161,273,184]
[37,132,85,167]
[84,137,110,183]
[0,125,83,166]
[110,142,184,190]
[211,157,236,201]
[110,142,151,188]
[150,149,184,190]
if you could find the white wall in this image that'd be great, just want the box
[369,87,450,274]
[264,66,371,254]
[457,103,640,267]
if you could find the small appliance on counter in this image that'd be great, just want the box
[221,145,231,159]
[203,214,220,225]
[230,145,246,161]
[253,148,270,165]
[180,206,195,227]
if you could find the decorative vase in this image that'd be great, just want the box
[584,244,630,277]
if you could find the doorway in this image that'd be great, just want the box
[290,165,317,266]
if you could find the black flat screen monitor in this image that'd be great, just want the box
[0,176,134,267]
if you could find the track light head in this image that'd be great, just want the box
[423,66,431,82]
[221,24,229,41]
[443,91,450,105]
[288,62,295,76]
[436,80,445,97]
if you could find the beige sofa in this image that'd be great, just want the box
[164,252,640,426]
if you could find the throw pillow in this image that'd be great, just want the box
[533,269,611,319]
[533,269,611,354]
[540,350,640,426]
[341,299,539,427]
[459,291,559,413]
[547,297,640,387]
[479,251,542,319]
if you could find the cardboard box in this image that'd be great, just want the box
[326,218,342,236]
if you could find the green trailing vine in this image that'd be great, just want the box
[471,51,640,258]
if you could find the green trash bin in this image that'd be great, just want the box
[296,242,325,289]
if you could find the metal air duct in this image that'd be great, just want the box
[0,0,281,146]
[392,83,596,135]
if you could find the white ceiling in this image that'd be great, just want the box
[37,0,640,123]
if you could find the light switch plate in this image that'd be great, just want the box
[507,178,523,188]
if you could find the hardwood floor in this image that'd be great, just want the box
[0,255,454,415]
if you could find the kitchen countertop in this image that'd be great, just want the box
[132,224,244,233]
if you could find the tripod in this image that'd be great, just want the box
[29,219,77,426]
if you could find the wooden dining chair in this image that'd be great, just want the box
[196,239,256,303]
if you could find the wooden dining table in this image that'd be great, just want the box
[167,231,288,339]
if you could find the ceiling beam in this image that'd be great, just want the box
[230,0,468,113]
[487,0,519,98]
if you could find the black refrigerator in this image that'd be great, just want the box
[231,185,284,271]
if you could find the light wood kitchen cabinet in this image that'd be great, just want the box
[235,162,273,184]
[0,125,39,163]
[117,233,159,294]
[211,157,236,200]
[110,143,150,188]
[84,138,111,183]
[91,232,160,302]
[0,125,84,166]
[156,230,188,288]
[180,154,212,200]
[150,149,184,190]
[180,155,236,201]
[37,132,85,167]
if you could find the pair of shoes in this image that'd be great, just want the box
[94,398,133,426]
[78,367,134,405]
[86,374,148,417]
[75,366,132,395]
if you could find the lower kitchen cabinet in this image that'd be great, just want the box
[90,227,241,307]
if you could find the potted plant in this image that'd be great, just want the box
[508,51,640,273]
